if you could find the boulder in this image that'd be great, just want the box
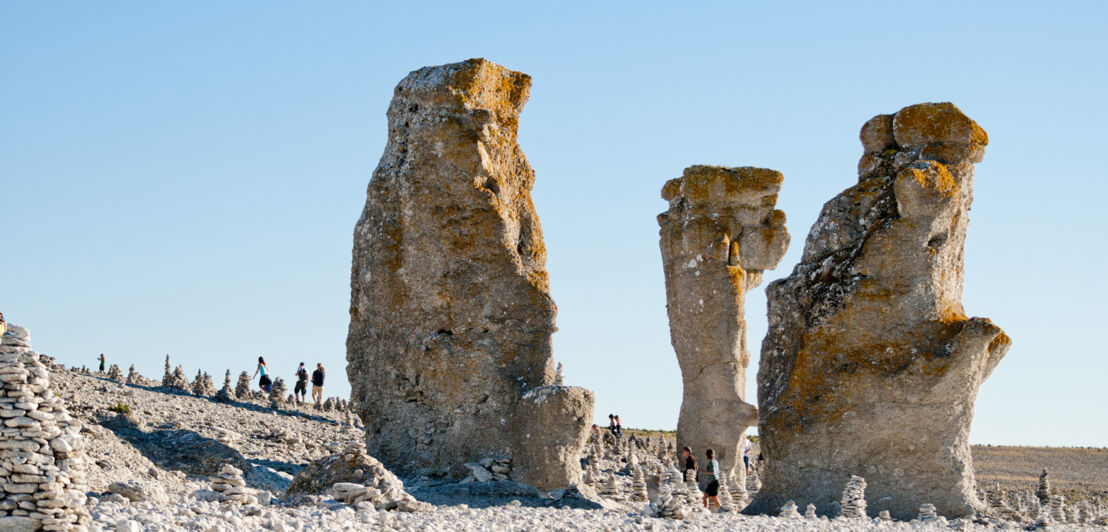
[657,165,789,476]
[746,103,1010,520]
[345,58,593,490]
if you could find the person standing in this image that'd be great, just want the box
[680,446,697,481]
[613,415,623,438]
[293,362,309,404]
[311,363,325,406]
[699,448,721,510]
[98,353,106,372]
[743,437,752,474]
[253,356,271,394]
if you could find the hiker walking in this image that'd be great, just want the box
[253,356,271,394]
[294,362,309,404]
[699,448,721,510]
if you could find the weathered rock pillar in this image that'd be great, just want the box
[658,165,789,477]
[346,58,593,490]
[745,102,1010,519]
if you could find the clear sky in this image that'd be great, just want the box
[2,2,1105,446]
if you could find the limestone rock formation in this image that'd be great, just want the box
[746,102,1010,520]
[0,324,91,531]
[658,165,788,476]
[345,58,593,490]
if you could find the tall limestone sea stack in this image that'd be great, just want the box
[346,59,594,490]
[658,165,789,476]
[746,102,1011,519]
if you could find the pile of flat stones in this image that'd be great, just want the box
[728,471,748,509]
[214,371,235,403]
[191,371,215,397]
[105,364,122,382]
[160,357,190,392]
[839,474,867,518]
[462,457,511,482]
[0,324,91,531]
[914,502,946,525]
[331,481,429,512]
[648,467,688,520]
[268,377,287,406]
[209,464,253,504]
[779,499,801,518]
[630,465,647,502]
[805,503,818,518]
[234,372,253,399]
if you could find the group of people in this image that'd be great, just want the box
[607,413,623,438]
[680,438,754,511]
[252,357,326,406]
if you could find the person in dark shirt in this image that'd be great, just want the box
[294,362,309,405]
[680,446,697,481]
[311,363,325,407]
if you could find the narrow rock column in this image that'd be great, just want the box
[658,165,789,477]
[346,58,593,490]
[746,103,1010,519]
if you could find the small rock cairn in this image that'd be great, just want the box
[106,364,122,382]
[1037,467,1051,505]
[287,442,428,512]
[268,377,287,406]
[0,324,91,531]
[915,502,946,525]
[214,370,235,402]
[684,467,701,501]
[161,356,189,392]
[630,465,648,502]
[877,509,892,521]
[806,503,818,518]
[210,464,253,504]
[125,364,139,385]
[779,499,801,519]
[1049,494,1066,523]
[600,471,620,500]
[839,475,867,519]
[191,370,215,397]
[234,371,252,399]
[729,471,748,509]
[648,468,688,520]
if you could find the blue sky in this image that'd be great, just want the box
[2,2,1105,446]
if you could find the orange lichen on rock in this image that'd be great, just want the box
[748,103,1009,520]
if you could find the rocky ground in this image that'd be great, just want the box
[35,364,1108,531]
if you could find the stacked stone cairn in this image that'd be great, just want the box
[915,503,946,525]
[160,356,189,392]
[878,509,892,521]
[806,503,818,519]
[105,364,122,382]
[600,471,620,500]
[125,365,138,385]
[779,500,801,519]
[234,372,252,400]
[191,370,215,397]
[684,467,701,502]
[462,457,511,482]
[214,370,235,403]
[630,465,648,502]
[839,475,867,519]
[209,464,253,504]
[747,465,761,492]
[1049,494,1066,523]
[0,324,91,531]
[1037,467,1051,506]
[553,363,564,386]
[648,468,688,520]
[716,472,732,510]
[267,377,287,406]
[729,471,748,509]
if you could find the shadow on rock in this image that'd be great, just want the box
[410,481,602,510]
[103,413,248,476]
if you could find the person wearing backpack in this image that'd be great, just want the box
[294,362,309,405]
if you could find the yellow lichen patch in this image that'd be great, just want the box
[892,102,988,149]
